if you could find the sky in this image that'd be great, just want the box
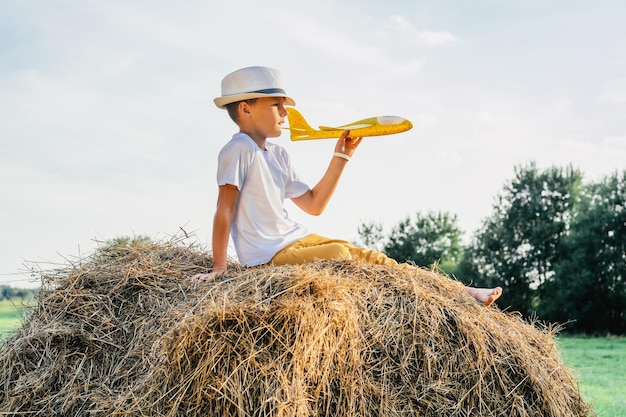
[1,0,625,288]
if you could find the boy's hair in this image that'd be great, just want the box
[225,99,258,123]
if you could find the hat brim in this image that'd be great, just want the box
[214,93,296,108]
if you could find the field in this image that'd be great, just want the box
[558,335,626,417]
[0,301,624,416]
[0,299,33,337]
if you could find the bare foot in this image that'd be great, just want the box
[464,286,502,306]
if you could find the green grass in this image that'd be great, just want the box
[0,303,624,416]
[558,335,626,417]
[0,299,33,339]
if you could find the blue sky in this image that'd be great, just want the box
[1,0,625,287]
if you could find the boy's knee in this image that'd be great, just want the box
[326,243,352,260]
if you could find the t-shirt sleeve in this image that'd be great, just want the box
[217,141,249,189]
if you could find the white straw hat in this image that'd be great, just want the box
[214,66,296,108]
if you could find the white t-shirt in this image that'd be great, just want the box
[217,132,310,266]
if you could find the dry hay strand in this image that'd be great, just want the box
[0,240,592,417]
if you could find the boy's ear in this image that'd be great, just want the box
[240,101,251,116]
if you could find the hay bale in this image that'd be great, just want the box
[0,240,592,416]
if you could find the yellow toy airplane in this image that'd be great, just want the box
[285,107,413,141]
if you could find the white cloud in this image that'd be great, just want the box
[602,135,626,149]
[476,111,495,123]
[597,77,626,104]
[414,30,459,46]
[382,15,459,47]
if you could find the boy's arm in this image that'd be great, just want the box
[192,184,239,281]
[292,130,362,216]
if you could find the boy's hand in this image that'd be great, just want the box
[191,266,226,282]
[335,130,362,158]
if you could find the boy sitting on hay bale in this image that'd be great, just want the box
[194,66,501,306]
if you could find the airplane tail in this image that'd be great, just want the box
[286,107,314,132]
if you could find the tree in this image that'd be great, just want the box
[460,163,582,316]
[1,286,11,301]
[94,235,154,261]
[541,171,626,333]
[0,286,36,302]
[358,211,463,274]
[356,221,384,252]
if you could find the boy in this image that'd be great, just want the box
[193,66,502,306]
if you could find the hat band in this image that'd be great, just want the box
[234,88,286,96]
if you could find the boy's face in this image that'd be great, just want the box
[241,97,288,139]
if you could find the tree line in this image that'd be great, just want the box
[358,162,626,335]
[0,286,37,302]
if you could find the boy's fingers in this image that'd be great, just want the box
[346,137,362,149]
[191,270,224,282]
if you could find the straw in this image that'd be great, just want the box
[0,239,592,416]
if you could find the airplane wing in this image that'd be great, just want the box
[319,123,375,131]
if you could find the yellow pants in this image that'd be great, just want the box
[271,234,398,266]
